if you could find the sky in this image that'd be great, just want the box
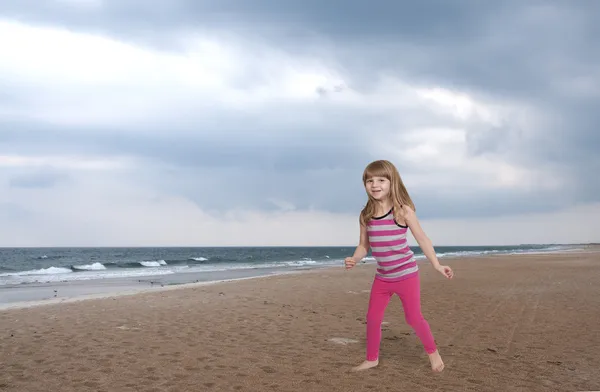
[0,0,599,247]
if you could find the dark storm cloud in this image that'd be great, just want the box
[2,0,598,81]
[0,104,371,172]
[3,0,596,120]
[0,117,372,214]
[1,0,599,219]
[0,0,499,40]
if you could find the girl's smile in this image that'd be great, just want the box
[365,176,390,200]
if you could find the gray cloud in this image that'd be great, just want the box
[1,0,599,223]
[8,168,69,189]
[1,0,493,37]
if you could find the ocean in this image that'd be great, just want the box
[0,244,581,287]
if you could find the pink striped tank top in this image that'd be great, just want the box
[367,208,418,282]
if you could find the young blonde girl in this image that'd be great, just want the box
[345,160,453,372]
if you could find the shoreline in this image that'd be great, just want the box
[1,245,594,312]
[0,268,312,312]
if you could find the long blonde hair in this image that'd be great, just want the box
[359,160,415,227]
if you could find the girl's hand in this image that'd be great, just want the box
[344,257,357,270]
[436,265,454,279]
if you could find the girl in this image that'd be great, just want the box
[344,160,453,373]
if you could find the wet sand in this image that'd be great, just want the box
[1,249,599,391]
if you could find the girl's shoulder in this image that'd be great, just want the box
[393,205,416,225]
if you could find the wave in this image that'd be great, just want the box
[139,260,168,267]
[434,245,580,259]
[72,262,107,271]
[0,244,580,286]
[0,266,73,276]
[1,259,173,277]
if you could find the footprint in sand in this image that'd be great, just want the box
[328,338,359,345]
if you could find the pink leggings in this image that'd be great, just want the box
[365,274,437,360]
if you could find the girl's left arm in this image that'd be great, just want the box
[401,206,454,279]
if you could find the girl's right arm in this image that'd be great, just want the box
[345,221,369,269]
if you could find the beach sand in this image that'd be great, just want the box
[1,249,600,392]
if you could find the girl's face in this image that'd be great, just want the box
[365,176,390,201]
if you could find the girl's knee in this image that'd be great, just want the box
[366,310,384,325]
[404,312,426,327]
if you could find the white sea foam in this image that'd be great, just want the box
[0,268,174,285]
[140,260,167,267]
[0,266,72,276]
[72,262,107,270]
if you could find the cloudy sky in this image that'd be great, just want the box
[1,0,599,247]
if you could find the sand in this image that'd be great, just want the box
[1,249,600,392]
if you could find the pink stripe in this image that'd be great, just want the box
[369,239,407,248]
[376,253,414,267]
[377,261,417,275]
[368,228,407,236]
[371,245,411,257]
[375,270,419,282]
[369,219,395,226]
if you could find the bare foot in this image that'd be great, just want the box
[428,350,444,372]
[351,359,379,372]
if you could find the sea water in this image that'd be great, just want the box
[0,244,581,307]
